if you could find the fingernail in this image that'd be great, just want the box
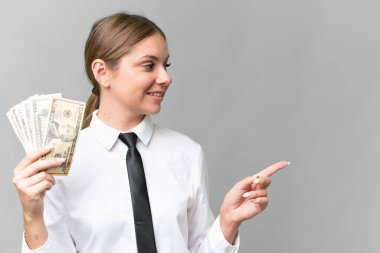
[253,178,260,184]
[44,144,53,150]
[252,174,259,184]
[56,158,65,163]
[243,192,251,198]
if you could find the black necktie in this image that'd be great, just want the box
[119,133,157,253]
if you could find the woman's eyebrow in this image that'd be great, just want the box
[139,55,170,62]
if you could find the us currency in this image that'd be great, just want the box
[10,103,31,152]
[7,93,84,176]
[42,98,85,175]
[32,93,62,148]
[17,94,39,151]
[7,94,62,153]
[6,111,28,152]
[21,100,35,151]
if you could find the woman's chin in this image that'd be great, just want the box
[145,106,161,115]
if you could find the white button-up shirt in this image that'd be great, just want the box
[22,112,239,253]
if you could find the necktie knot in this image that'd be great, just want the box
[119,132,138,148]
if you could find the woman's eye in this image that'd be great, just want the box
[143,63,154,71]
[164,62,171,70]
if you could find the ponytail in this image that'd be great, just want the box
[82,93,99,129]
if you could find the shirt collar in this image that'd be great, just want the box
[127,114,153,146]
[89,111,153,150]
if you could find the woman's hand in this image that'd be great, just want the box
[13,146,65,249]
[13,146,64,219]
[219,161,289,244]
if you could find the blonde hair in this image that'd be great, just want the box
[82,12,166,128]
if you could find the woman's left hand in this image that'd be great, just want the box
[219,161,289,243]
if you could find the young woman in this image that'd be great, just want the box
[13,13,288,253]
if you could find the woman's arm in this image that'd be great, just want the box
[13,146,64,249]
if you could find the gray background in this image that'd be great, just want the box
[1,0,379,252]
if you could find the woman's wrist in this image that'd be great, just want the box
[219,211,241,245]
[23,211,44,223]
[23,213,48,249]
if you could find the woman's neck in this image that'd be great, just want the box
[97,106,144,132]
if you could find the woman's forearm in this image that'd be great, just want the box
[24,214,48,249]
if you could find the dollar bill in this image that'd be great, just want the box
[6,111,29,152]
[10,104,31,152]
[32,93,62,148]
[22,100,35,151]
[42,98,85,175]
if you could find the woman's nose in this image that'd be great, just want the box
[157,68,172,86]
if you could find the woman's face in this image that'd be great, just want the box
[105,33,172,117]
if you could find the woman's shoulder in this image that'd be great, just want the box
[73,126,99,150]
[152,124,202,152]
[76,127,92,143]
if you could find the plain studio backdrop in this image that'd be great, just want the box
[1,0,379,252]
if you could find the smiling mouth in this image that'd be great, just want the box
[147,92,165,97]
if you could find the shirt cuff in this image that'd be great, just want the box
[207,216,240,253]
[22,233,53,253]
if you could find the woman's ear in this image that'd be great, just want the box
[91,59,110,88]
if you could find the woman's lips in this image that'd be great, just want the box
[146,91,165,101]
[146,92,164,97]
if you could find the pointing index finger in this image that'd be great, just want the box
[255,161,289,178]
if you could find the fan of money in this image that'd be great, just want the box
[6,94,86,175]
